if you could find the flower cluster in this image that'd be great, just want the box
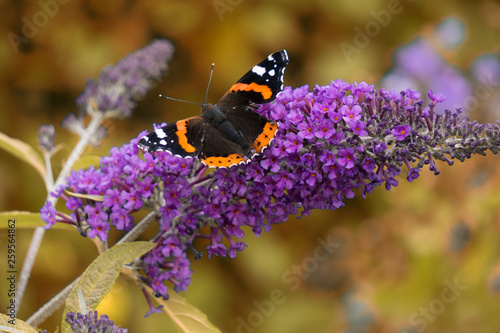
[79,39,173,118]
[37,124,56,153]
[38,311,128,333]
[41,79,500,299]
[61,39,174,143]
[65,311,128,333]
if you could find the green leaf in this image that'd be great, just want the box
[0,313,38,333]
[0,211,74,231]
[61,241,155,333]
[0,211,41,228]
[0,131,45,180]
[148,286,222,333]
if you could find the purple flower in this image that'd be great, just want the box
[391,124,411,141]
[228,241,247,259]
[407,168,421,183]
[86,219,110,241]
[405,88,421,101]
[361,158,376,172]
[161,235,185,257]
[137,176,155,198]
[65,311,128,333]
[260,148,282,172]
[337,148,356,169]
[352,81,374,95]
[75,40,174,119]
[150,275,168,299]
[297,119,316,140]
[341,105,362,123]
[65,197,81,211]
[207,243,228,259]
[225,202,249,227]
[103,189,123,210]
[283,132,303,153]
[272,171,295,192]
[329,110,342,123]
[41,201,57,229]
[319,150,336,166]
[349,120,368,136]
[315,119,336,139]
[122,188,143,211]
[428,89,446,103]
[84,204,108,224]
[303,170,322,186]
[110,208,134,231]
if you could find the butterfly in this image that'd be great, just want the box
[138,49,289,168]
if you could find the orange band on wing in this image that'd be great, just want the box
[230,83,273,100]
[176,120,197,153]
[252,122,278,153]
[201,154,249,168]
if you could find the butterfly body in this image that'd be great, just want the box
[138,49,289,168]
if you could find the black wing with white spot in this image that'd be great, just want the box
[218,49,289,108]
[137,116,205,156]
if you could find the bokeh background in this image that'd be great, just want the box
[1,0,500,332]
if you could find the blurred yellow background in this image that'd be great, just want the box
[1,0,500,332]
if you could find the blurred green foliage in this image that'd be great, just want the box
[1,0,500,332]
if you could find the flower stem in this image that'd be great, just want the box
[17,112,105,318]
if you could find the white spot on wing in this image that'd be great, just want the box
[252,65,266,76]
[159,139,167,145]
[268,69,275,76]
[283,50,289,61]
[155,129,167,138]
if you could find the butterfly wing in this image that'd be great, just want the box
[137,116,205,157]
[137,115,249,167]
[198,125,250,167]
[216,50,288,153]
[218,49,289,108]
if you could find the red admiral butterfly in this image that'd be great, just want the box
[137,50,289,168]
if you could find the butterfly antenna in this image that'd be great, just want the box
[205,63,215,103]
[158,94,199,105]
